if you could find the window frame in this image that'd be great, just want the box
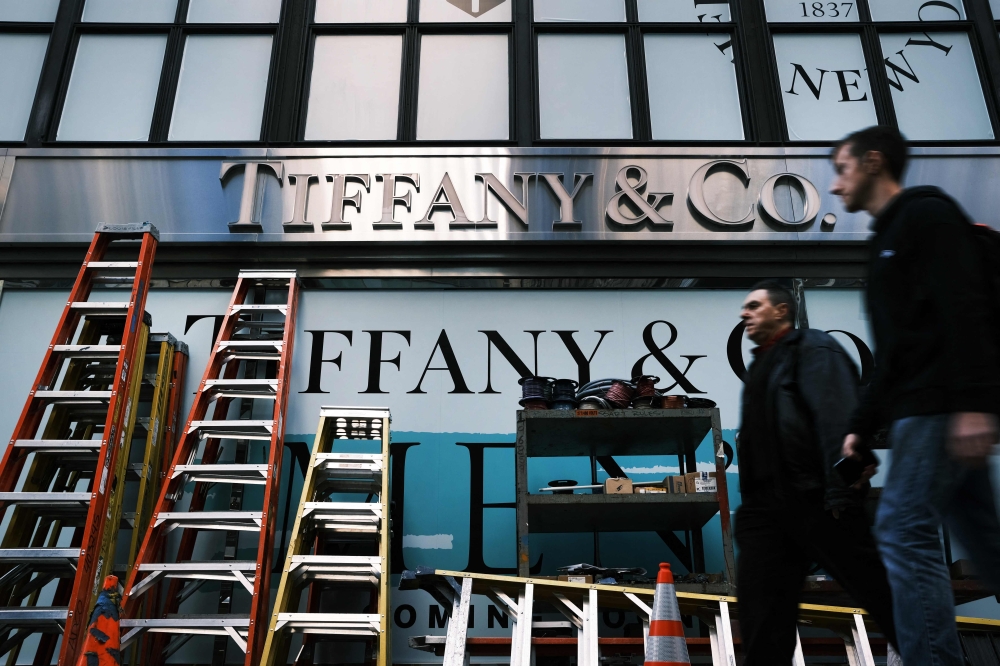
[761,0,1000,143]
[531,0,751,145]
[2,0,999,147]
[46,0,285,145]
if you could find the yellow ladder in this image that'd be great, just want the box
[261,406,392,666]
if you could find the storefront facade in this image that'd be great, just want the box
[1,0,999,662]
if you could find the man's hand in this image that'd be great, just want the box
[842,433,877,487]
[948,412,999,468]
[842,433,862,460]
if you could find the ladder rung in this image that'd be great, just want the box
[69,302,129,313]
[204,379,278,400]
[13,440,102,453]
[92,276,136,285]
[302,503,382,533]
[121,617,250,627]
[128,562,259,600]
[138,561,257,573]
[0,548,81,563]
[188,420,274,440]
[315,454,383,476]
[171,464,269,484]
[238,270,297,280]
[231,304,287,314]
[52,344,122,359]
[302,503,382,517]
[0,608,69,626]
[87,262,139,269]
[274,613,380,636]
[216,341,284,352]
[155,511,263,532]
[33,390,112,404]
[232,321,286,329]
[0,492,90,505]
[288,556,380,584]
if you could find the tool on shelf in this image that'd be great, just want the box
[0,222,158,666]
[120,269,299,666]
[261,406,392,666]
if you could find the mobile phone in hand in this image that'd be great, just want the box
[834,446,880,486]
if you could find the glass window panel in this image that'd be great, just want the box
[315,0,408,22]
[58,34,166,141]
[0,0,59,22]
[83,0,177,22]
[638,0,731,22]
[416,34,508,140]
[879,32,993,139]
[763,0,858,22]
[992,0,1000,18]
[169,34,272,141]
[420,0,511,22]
[869,0,964,21]
[305,35,401,140]
[0,34,48,140]
[537,34,632,139]
[534,0,625,22]
[187,0,281,23]
[644,33,743,140]
[772,33,877,140]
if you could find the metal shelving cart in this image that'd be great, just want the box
[514,408,735,586]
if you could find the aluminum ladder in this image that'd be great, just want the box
[121,269,299,666]
[261,407,392,666]
[402,569,987,666]
[0,222,158,666]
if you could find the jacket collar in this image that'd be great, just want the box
[872,185,944,234]
[752,326,795,358]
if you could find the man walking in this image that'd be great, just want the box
[735,281,897,665]
[832,125,1000,666]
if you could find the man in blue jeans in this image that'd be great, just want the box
[831,125,1000,666]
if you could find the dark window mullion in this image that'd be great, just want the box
[25,0,85,145]
[149,24,187,142]
[857,0,873,23]
[624,0,650,141]
[627,30,650,141]
[263,0,309,142]
[735,0,785,142]
[860,23,897,127]
[965,0,1000,138]
[513,0,533,145]
[399,0,421,141]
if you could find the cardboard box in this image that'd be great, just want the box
[604,477,633,495]
[665,476,687,494]
[635,486,667,494]
[558,575,594,584]
[684,471,718,493]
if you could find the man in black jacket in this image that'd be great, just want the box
[832,125,1000,666]
[735,281,897,665]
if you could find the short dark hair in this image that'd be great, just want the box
[751,280,797,324]
[832,125,909,182]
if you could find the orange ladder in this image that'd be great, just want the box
[0,222,158,665]
[121,270,299,666]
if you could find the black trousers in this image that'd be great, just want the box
[735,501,898,665]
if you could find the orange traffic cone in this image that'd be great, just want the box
[644,563,691,666]
[76,575,122,666]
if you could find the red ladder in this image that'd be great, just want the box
[121,270,299,666]
[0,222,158,665]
